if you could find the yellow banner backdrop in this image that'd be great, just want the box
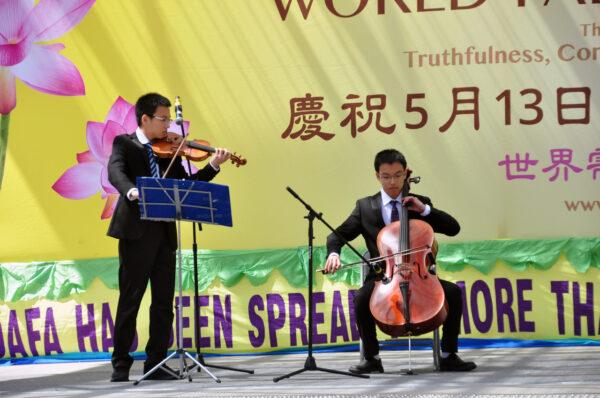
[0,0,598,264]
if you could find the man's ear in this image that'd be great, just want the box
[140,114,151,126]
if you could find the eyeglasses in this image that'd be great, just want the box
[152,115,173,124]
[378,172,406,182]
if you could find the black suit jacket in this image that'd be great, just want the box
[326,192,460,261]
[107,133,219,244]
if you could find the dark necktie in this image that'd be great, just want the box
[144,143,160,178]
[390,200,399,223]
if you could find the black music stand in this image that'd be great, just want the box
[273,187,370,382]
[133,177,233,385]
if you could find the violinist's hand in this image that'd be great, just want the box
[402,196,426,213]
[209,147,231,169]
[169,134,183,150]
[323,253,341,275]
[127,188,139,201]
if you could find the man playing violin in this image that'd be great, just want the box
[107,92,231,382]
[324,149,476,374]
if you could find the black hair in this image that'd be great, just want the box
[135,93,171,126]
[374,149,407,172]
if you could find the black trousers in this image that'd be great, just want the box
[111,222,176,369]
[354,276,463,359]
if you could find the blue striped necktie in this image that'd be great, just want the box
[390,200,400,223]
[144,143,160,178]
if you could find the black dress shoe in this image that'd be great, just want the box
[110,368,129,382]
[439,353,477,371]
[142,364,179,380]
[349,357,384,374]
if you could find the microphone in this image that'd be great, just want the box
[286,186,301,201]
[174,96,183,125]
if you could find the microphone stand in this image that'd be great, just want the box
[273,187,372,382]
[176,107,253,378]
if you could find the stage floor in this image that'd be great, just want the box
[1,346,598,397]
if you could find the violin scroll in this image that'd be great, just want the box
[230,152,247,167]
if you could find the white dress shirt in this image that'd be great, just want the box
[380,188,431,225]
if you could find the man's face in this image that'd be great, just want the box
[376,162,406,198]
[141,105,172,141]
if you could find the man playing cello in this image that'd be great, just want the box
[324,149,477,374]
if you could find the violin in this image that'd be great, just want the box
[151,132,247,167]
[368,170,447,337]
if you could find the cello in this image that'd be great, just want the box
[368,170,447,337]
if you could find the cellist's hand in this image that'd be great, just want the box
[324,253,341,275]
[402,196,426,213]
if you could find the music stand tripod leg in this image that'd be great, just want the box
[184,350,221,383]
[133,350,181,385]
